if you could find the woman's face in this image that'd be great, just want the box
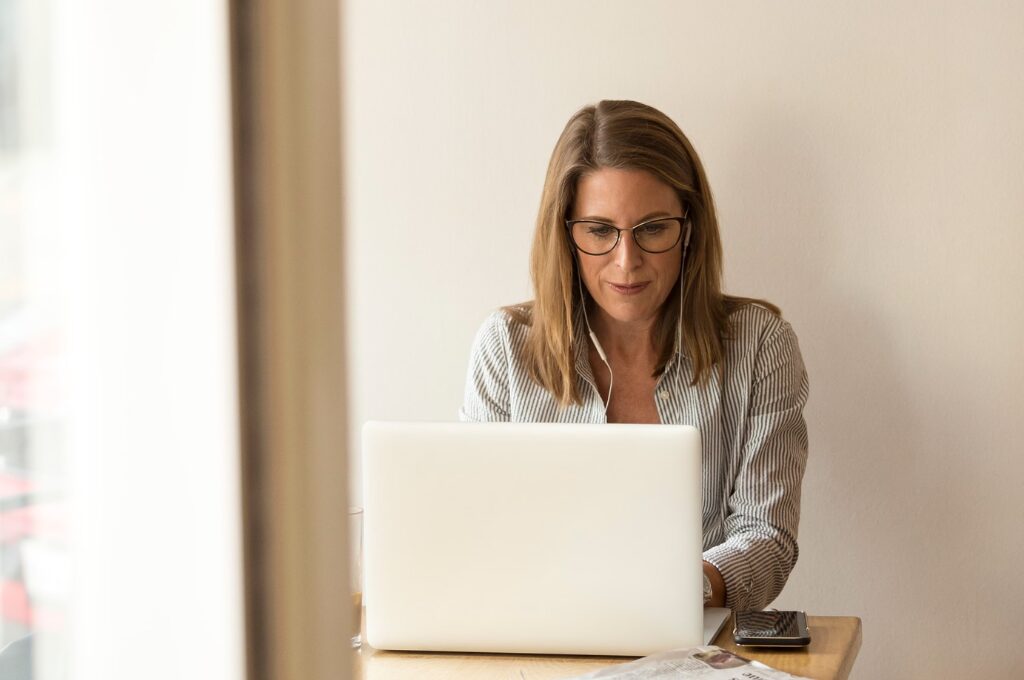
[571,167,684,330]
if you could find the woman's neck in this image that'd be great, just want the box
[588,306,660,366]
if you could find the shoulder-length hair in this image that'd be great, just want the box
[510,99,778,406]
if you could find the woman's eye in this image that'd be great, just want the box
[639,223,668,236]
[586,225,615,237]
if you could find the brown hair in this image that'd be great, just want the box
[509,100,778,406]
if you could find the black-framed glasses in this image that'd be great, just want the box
[565,214,689,256]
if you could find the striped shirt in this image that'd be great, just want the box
[459,302,809,612]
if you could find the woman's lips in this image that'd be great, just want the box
[608,282,649,295]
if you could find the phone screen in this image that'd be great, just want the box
[735,611,806,638]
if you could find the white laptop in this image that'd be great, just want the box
[362,421,730,656]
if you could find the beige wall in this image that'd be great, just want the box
[342,2,1024,677]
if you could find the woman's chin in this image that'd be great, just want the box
[595,301,662,327]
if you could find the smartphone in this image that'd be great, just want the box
[733,610,811,647]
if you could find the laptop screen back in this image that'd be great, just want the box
[362,421,704,656]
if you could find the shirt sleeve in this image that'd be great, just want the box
[458,311,513,422]
[702,320,809,611]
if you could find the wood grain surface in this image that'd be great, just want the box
[354,613,862,680]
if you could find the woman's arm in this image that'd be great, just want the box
[703,320,809,611]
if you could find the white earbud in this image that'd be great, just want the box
[589,330,608,363]
[676,219,692,353]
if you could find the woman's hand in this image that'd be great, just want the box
[703,561,726,608]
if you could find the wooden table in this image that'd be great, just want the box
[354,614,862,680]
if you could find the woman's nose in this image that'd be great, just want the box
[613,232,643,269]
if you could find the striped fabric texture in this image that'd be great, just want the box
[459,302,809,612]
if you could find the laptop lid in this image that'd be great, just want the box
[362,421,707,656]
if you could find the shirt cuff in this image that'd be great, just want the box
[703,542,756,612]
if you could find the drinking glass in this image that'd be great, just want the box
[349,506,363,648]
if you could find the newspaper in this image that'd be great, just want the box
[565,645,812,680]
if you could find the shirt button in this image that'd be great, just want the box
[658,389,671,400]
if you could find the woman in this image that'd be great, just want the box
[459,100,808,613]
